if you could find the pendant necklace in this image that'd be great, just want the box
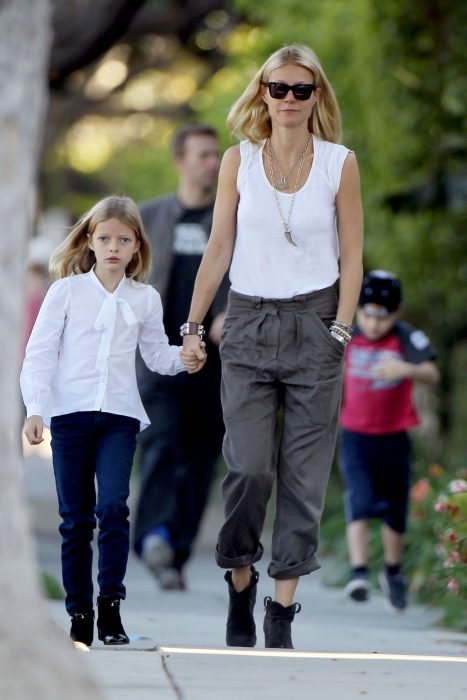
[266,134,311,246]
[268,140,308,190]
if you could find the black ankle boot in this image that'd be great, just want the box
[97,597,129,645]
[225,566,259,647]
[70,609,94,647]
[263,596,301,649]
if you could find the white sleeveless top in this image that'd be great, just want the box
[229,135,351,298]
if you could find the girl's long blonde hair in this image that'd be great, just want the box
[227,44,342,145]
[49,196,151,282]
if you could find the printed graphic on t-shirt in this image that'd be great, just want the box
[173,223,208,255]
[348,346,405,391]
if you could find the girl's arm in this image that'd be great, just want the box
[335,152,364,326]
[138,289,187,375]
[183,146,240,360]
[20,279,68,422]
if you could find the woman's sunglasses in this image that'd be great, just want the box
[262,81,317,100]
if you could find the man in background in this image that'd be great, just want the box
[133,124,227,590]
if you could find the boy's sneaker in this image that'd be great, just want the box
[345,573,371,602]
[378,570,407,611]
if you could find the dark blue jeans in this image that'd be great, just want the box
[50,411,139,615]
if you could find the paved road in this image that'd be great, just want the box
[24,441,467,700]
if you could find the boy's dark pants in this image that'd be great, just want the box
[216,287,345,579]
[339,429,411,533]
[50,411,139,615]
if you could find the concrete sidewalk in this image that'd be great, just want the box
[24,443,467,700]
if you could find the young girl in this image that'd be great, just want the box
[21,195,202,647]
[182,45,363,648]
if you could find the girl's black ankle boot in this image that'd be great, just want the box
[97,596,129,645]
[263,596,301,649]
[70,609,94,647]
[225,566,259,647]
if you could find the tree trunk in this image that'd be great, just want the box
[0,1,103,697]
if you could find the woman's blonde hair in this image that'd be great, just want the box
[49,196,151,282]
[227,44,342,144]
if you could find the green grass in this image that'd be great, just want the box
[41,572,65,600]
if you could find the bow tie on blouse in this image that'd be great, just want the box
[94,293,137,372]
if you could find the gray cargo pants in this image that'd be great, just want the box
[216,286,344,579]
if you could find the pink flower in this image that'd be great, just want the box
[443,552,461,567]
[447,577,459,593]
[448,479,467,494]
[434,501,445,512]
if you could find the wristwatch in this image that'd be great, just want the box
[180,322,205,339]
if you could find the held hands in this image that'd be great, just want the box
[181,335,207,374]
[24,415,44,445]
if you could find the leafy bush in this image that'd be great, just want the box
[407,466,467,631]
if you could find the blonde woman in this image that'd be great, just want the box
[183,45,364,648]
[21,196,197,647]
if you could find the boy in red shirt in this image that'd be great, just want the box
[339,271,439,610]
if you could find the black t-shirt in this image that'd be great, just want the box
[164,206,212,345]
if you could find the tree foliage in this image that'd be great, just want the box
[49,0,146,87]
[41,0,237,209]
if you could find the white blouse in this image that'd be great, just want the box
[20,269,185,430]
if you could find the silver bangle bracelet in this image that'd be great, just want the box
[329,324,351,342]
[332,320,353,334]
[330,330,349,345]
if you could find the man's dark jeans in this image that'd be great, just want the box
[50,411,139,615]
[133,358,224,569]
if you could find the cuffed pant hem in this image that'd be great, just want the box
[268,554,321,579]
[215,543,264,569]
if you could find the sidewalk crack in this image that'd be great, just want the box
[160,651,184,700]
